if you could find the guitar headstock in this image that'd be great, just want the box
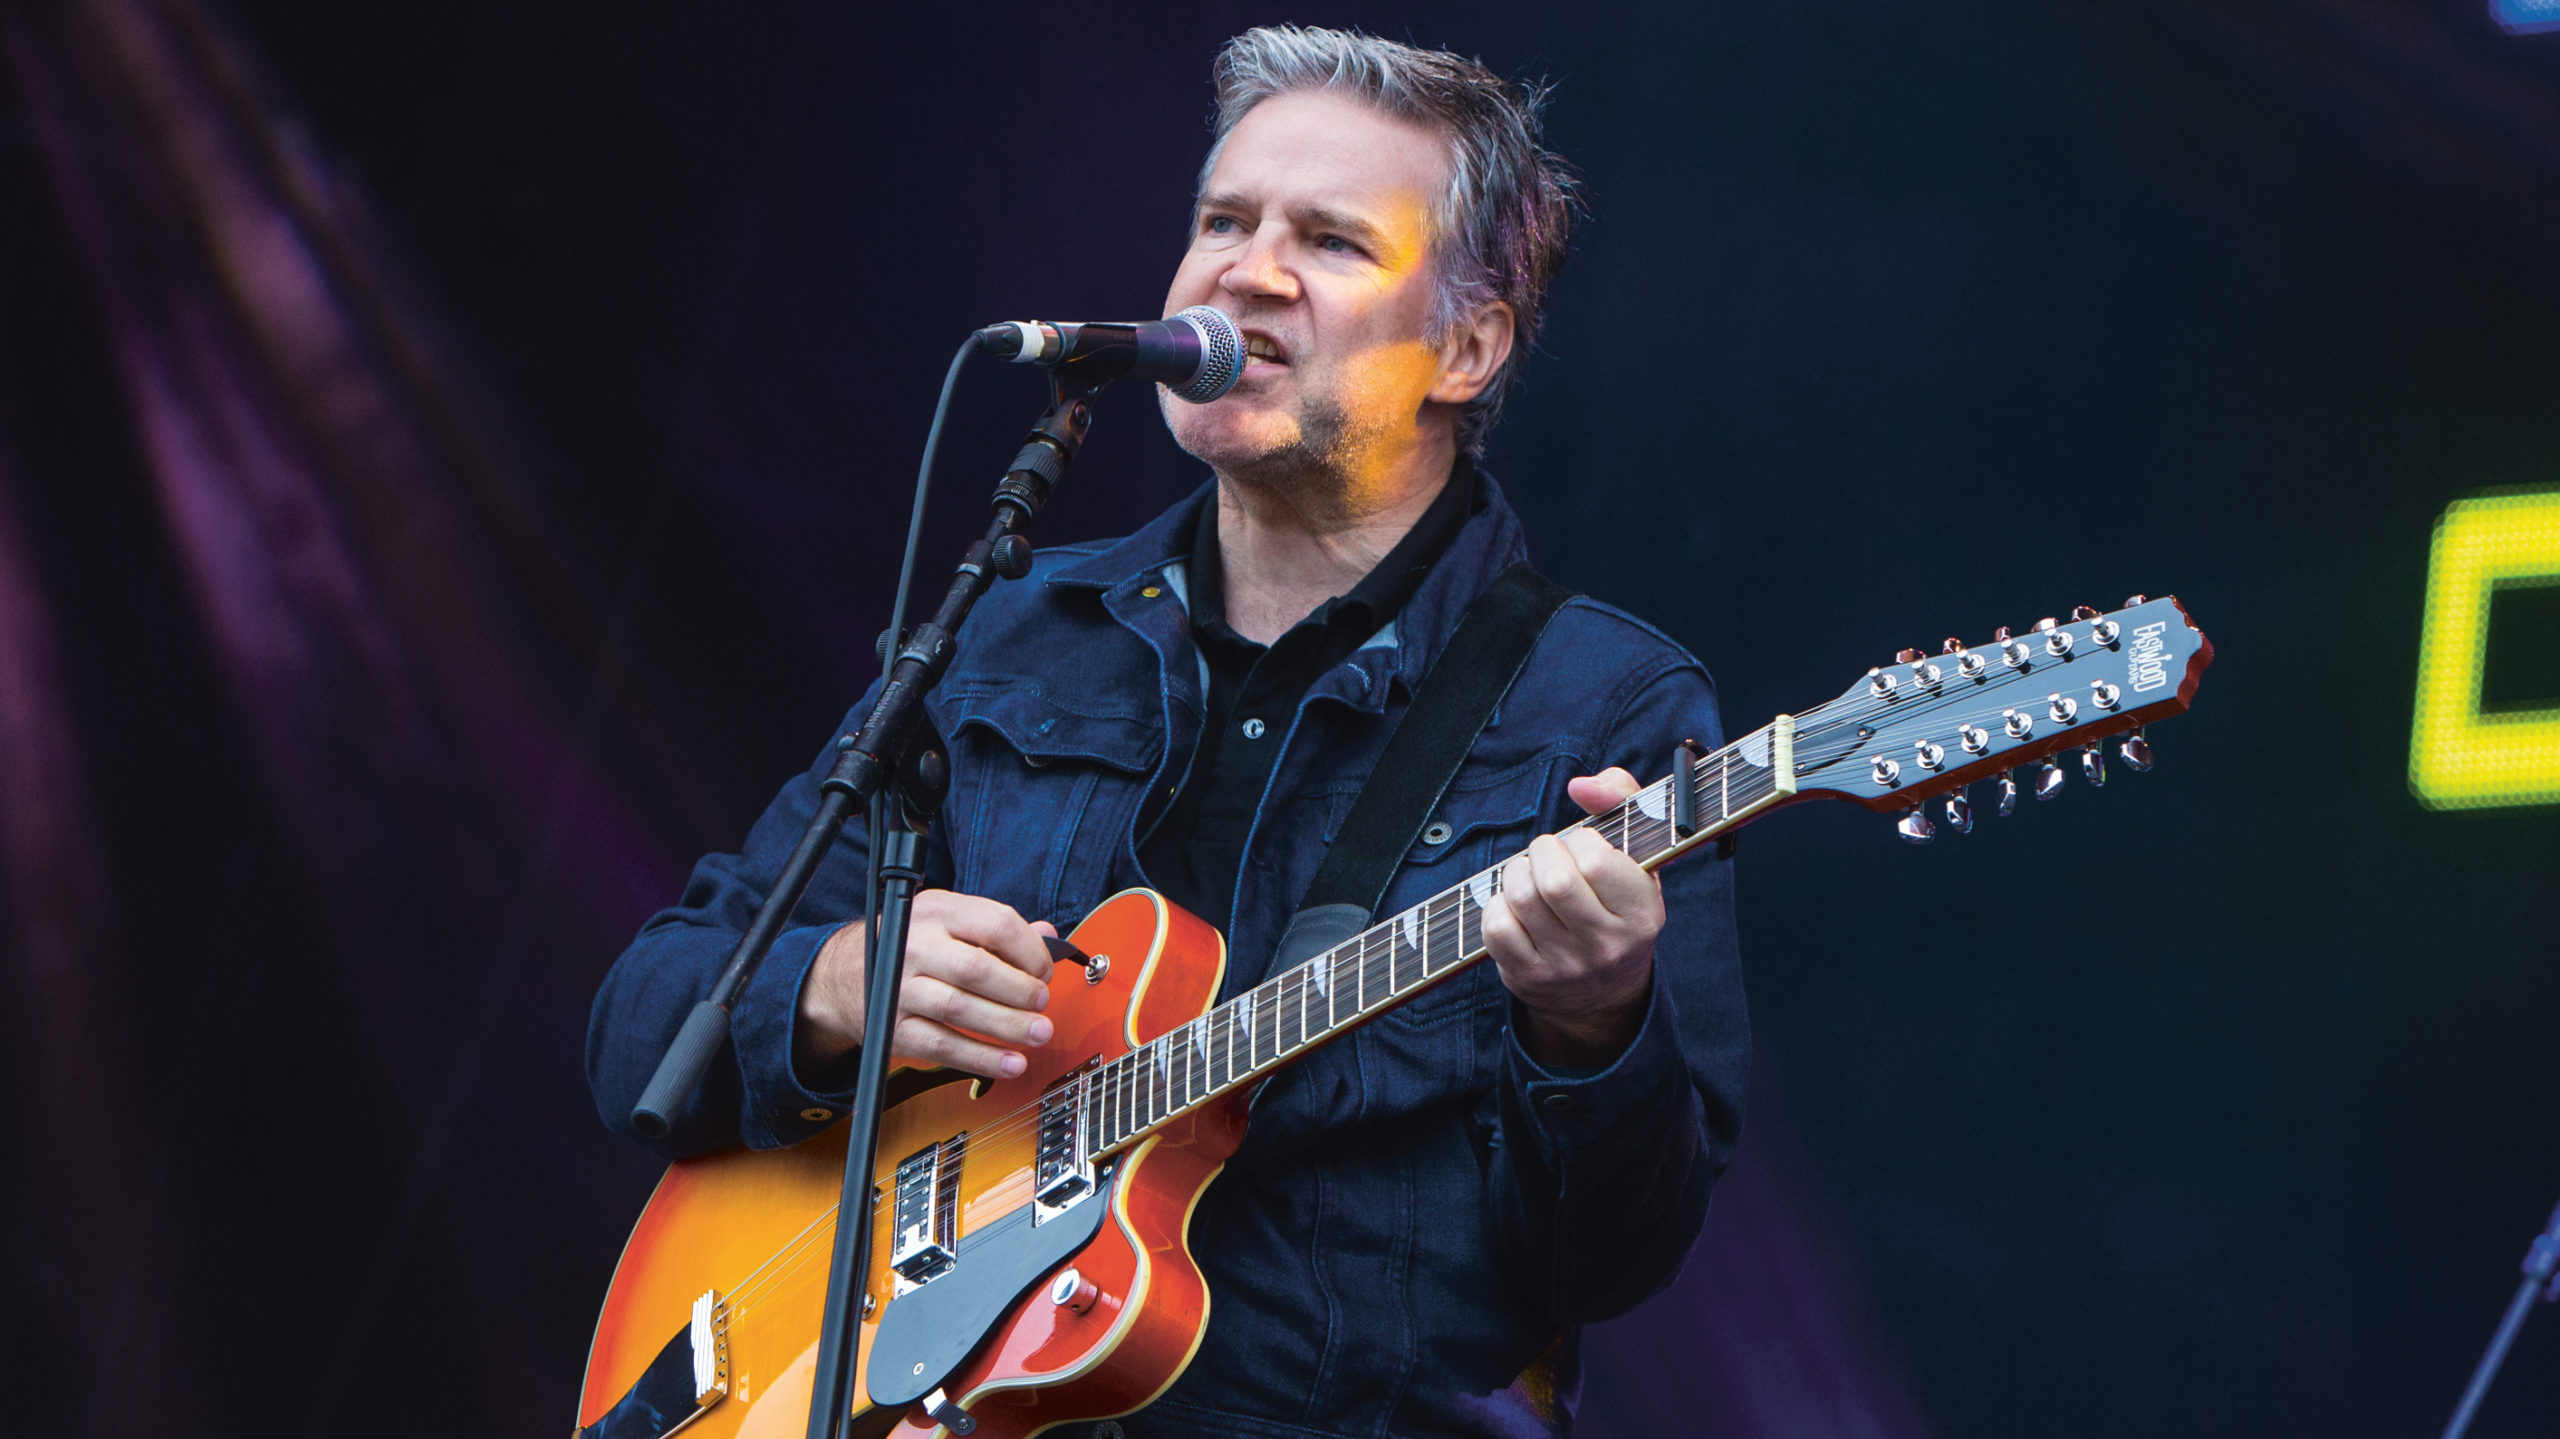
[1786,595,2212,839]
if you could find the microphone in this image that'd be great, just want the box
[973,305,1244,403]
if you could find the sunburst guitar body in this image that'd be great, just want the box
[577,891,1241,1439]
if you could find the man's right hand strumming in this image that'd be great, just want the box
[795,890,1059,1081]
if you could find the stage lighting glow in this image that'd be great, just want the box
[2494,0,2560,35]
[2411,489,2560,810]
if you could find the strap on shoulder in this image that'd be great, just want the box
[1271,561,1576,972]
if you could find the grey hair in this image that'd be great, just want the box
[1199,25,1579,456]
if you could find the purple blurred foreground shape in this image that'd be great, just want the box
[0,1,1924,1434]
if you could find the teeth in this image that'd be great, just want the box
[1245,338,1281,361]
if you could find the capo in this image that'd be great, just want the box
[1672,738,1706,840]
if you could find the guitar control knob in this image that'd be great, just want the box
[2004,708,2034,739]
[1995,769,2020,817]
[2048,694,2078,724]
[2081,743,2106,788]
[2119,727,2156,772]
[1895,808,1935,844]
[1872,756,1902,786]
[2090,680,2120,710]
[1049,1267,1101,1315]
[1959,724,1991,753]
[2036,758,2067,800]
[1943,789,1974,834]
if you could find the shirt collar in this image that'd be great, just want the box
[1183,456,1478,644]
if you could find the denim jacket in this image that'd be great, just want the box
[587,475,1751,1438]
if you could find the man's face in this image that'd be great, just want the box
[1161,89,1455,486]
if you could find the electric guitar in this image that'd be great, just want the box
[576,595,2213,1439]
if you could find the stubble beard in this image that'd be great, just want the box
[1160,383,1394,524]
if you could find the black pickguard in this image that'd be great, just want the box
[863,1164,1115,1409]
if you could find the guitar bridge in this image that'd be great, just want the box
[1032,1067,1096,1225]
[889,1132,965,1291]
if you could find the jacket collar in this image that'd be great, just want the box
[1050,468,1533,709]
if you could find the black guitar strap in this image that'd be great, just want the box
[1269,560,1576,973]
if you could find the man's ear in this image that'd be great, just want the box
[1427,302,1517,406]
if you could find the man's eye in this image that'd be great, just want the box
[1204,216,1238,234]
[1318,235,1354,254]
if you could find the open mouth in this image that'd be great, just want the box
[1241,331,1289,367]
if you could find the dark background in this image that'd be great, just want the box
[3,1,2557,1434]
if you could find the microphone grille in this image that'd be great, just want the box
[1171,306,1243,403]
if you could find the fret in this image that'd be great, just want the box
[1429,891,1464,974]
[1150,1042,1169,1127]
[1391,907,1426,994]
[1254,983,1279,1069]
[1329,942,1356,1027]
[1278,966,1307,1054]
[1717,744,1733,822]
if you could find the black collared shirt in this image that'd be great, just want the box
[1137,461,1477,931]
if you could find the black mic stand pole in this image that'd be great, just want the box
[2440,1193,2560,1439]
[619,365,1104,1439]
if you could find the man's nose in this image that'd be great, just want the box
[1218,231,1298,304]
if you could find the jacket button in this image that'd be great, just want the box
[1240,717,1266,740]
[800,1107,833,1122]
[1421,821,1454,846]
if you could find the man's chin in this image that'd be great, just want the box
[1160,395,1301,475]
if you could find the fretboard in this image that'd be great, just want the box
[1081,715,1797,1159]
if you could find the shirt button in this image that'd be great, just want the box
[1241,717,1266,740]
[800,1107,834,1122]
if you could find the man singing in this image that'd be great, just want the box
[591,25,1748,1437]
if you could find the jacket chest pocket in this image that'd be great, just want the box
[1332,747,1568,1034]
[942,682,1158,929]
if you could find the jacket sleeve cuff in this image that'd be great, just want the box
[1504,971,1690,1169]
[728,921,862,1149]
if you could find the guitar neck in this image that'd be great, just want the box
[1081,717,1800,1160]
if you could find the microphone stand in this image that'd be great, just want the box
[623,363,1109,1439]
[2440,1193,2560,1439]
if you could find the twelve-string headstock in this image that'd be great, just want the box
[1786,595,2213,840]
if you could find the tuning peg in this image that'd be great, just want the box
[1940,637,1965,655]
[2071,605,2101,622]
[1943,788,1974,834]
[1895,808,1935,844]
[2118,726,2155,772]
[2081,742,2105,787]
[2036,757,2067,800]
[1896,647,1924,665]
[2124,593,2148,607]
[1995,769,2020,816]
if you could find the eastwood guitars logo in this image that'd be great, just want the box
[2129,620,2172,692]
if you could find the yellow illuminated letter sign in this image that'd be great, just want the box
[2410,490,2560,809]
